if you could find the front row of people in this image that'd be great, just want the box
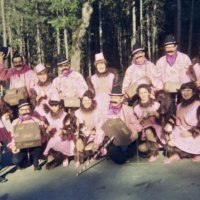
[1,81,200,182]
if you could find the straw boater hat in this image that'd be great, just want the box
[0,46,11,59]
[57,54,70,66]
[131,43,144,56]
[109,85,124,96]
[94,52,107,65]
[163,35,178,46]
[35,63,46,74]
[49,91,61,102]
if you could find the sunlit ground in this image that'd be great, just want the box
[1,151,200,200]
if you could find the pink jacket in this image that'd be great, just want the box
[192,63,200,80]
[75,109,105,145]
[122,60,162,93]
[0,63,38,94]
[0,119,12,143]
[156,51,192,87]
[52,71,88,98]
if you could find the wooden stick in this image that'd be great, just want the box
[77,136,115,176]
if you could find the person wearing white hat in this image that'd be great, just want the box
[30,63,53,121]
[88,52,116,121]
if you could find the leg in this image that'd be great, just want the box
[12,149,28,169]
[30,146,44,170]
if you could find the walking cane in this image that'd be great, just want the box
[77,136,115,176]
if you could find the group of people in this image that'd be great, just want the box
[0,34,200,183]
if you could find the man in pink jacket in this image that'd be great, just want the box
[0,52,38,94]
[156,35,192,89]
[103,85,142,164]
[122,43,162,100]
[52,54,88,99]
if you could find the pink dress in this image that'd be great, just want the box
[156,51,192,87]
[91,73,114,120]
[43,111,75,156]
[133,101,165,144]
[52,70,88,98]
[122,60,162,93]
[75,109,104,145]
[170,100,200,155]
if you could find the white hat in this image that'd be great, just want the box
[95,52,106,62]
[35,63,46,74]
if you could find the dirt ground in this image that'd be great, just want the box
[1,152,200,200]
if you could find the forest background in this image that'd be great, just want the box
[0,0,199,77]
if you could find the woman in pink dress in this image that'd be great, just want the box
[75,90,104,167]
[164,82,200,163]
[88,53,116,121]
[133,84,164,162]
[43,92,76,169]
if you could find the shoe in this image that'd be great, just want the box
[149,155,159,162]
[164,154,181,164]
[0,176,8,183]
[63,159,69,167]
[34,165,42,171]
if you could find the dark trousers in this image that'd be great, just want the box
[12,146,43,168]
[107,141,137,164]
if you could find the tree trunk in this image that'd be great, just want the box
[1,0,7,46]
[20,16,23,54]
[131,1,136,46]
[99,1,103,51]
[71,2,93,72]
[64,28,69,60]
[117,26,123,72]
[177,0,182,50]
[152,3,157,62]
[188,0,194,57]
[139,0,143,44]
[146,6,151,60]
[56,28,60,55]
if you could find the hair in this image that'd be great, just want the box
[12,52,24,62]
[136,84,151,94]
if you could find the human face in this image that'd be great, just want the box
[58,62,71,72]
[96,61,106,73]
[13,57,24,71]
[50,104,60,113]
[164,44,177,56]
[82,96,92,109]
[38,70,48,83]
[181,88,194,100]
[110,95,123,108]
[19,105,31,116]
[138,87,150,103]
[133,51,145,65]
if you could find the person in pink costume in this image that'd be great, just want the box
[156,35,192,88]
[0,52,38,94]
[103,85,142,164]
[133,84,165,162]
[164,82,200,164]
[122,43,162,97]
[30,63,54,120]
[8,99,45,171]
[43,92,75,169]
[52,54,88,99]
[74,90,105,167]
[88,52,116,121]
